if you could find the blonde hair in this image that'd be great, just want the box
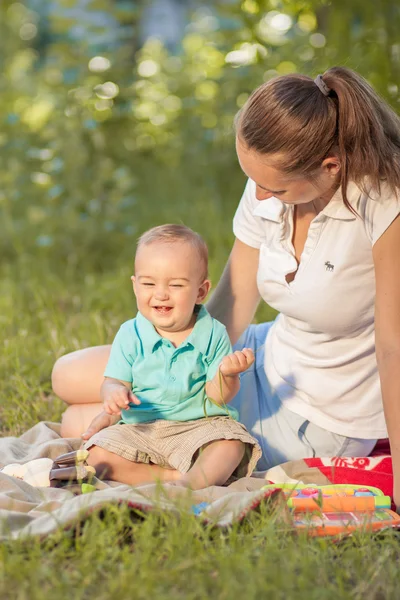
[137,224,208,280]
[236,66,400,208]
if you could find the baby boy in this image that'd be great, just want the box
[85,224,261,489]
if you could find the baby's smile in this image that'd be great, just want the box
[153,306,173,315]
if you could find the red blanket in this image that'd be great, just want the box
[305,439,393,498]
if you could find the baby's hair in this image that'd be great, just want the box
[236,66,400,209]
[137,224,209,280]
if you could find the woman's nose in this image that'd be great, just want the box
[256,187,274,201]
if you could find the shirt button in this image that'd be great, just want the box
[170,375,176,381]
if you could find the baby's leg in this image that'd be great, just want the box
[179,440,245,490]
[87,445,181,486]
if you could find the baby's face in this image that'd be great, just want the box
[132,241,210,336]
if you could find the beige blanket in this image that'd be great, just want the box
[0,422,281,539]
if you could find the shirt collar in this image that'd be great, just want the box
[251,182,361,223]
[136,304,213,355]
[252,195,283,223]
[320,182,360,221]
[136,311,163,353]
[183,304,213,355]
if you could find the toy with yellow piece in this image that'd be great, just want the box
[261,483,400,537]
[1,448,97,493]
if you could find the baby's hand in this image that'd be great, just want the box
[219,348,255,377]
[103,386,141,416]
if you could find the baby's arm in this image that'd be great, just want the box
[205,348,254,405]
[101,377,141,416]
[101,319,140,416]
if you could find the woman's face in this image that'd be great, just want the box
[235,137,340,207]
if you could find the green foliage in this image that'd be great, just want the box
[1,0,400,275]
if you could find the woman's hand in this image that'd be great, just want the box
[81,410,120,441]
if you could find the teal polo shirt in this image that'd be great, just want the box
[104,305,239,423]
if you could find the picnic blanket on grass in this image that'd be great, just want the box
[0,422,394,539]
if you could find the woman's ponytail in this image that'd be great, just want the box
[322,66,400,200]
[237,66,400,206]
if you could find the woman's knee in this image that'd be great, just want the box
[51,345,111,404]
[51,353,72,401]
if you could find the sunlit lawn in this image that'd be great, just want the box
[1,238,400,598]
[1,500,400,600]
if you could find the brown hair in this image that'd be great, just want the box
[236,66,400,208]
[137,224,208,280]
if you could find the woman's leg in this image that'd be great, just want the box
[87,445,181,486]
[52,345,111,404]
[52,345,111,438]
[61,404,104,439]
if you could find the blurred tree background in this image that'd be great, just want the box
[1,0,400,406]
[1,0,400,272]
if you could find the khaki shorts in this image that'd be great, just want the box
[85,416,262,479]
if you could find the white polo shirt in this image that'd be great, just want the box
[233,179,400,438]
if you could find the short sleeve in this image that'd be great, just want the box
[103,320,138,383]
[233,178,266,249]
[361,185,400,246]
[206,325,232,381]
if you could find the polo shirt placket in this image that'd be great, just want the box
[159,339,178,405]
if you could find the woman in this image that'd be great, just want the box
[52,67,400,504]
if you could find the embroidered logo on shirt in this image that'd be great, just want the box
[325,261,334,272]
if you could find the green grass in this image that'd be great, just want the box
[1,501,400,599]
[1,253,400,599]
[0,164,394,598]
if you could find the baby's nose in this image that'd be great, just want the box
[154,286,169,299]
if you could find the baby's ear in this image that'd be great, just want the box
[197,279,211,302]
[131,275,137,293]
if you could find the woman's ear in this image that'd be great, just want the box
[196,279,212,303]
[321,156,341,177]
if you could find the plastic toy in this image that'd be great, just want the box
[261,483,400,537]
[261,483,391,511]
[1,448,96,492]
